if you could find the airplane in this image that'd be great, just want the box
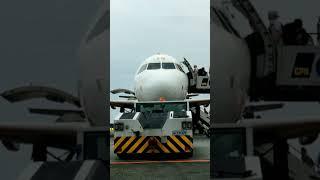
[211,1,251,124]
[110,53,211,110]
[0,0,108,162]
[134,54,189,101]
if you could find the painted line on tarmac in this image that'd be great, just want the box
[111,159,209,165]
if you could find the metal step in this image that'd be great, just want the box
[191,108,210,136]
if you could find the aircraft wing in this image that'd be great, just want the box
[110,99,210,109]
[244,103,284,112]
[28,108,85,117]
[239,116,320,145]
[187,98,210,107]
[111,88,135,95]
[110,100,136,109]
[0,122,90,150]
[1,86,81,107]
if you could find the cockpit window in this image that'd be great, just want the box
[147,63,161,70]
[175,64,185,73]
[162,63,175,69]
[138,64,147,74]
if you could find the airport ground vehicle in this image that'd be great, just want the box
[113,101,193,158]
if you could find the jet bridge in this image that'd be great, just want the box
[233,0,320,102]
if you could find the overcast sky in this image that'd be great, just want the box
[1,0,320,179]
[110,0,210,89]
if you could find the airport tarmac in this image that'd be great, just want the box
[110,135,210,180]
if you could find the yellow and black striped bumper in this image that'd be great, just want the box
[114,135,193,154]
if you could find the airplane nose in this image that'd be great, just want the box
[140,76,185,101]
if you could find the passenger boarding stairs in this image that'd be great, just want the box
[212,1,320,179]
[232,0,276,77]
[233,0,320,102]
[191,107,210,137]
[182,58,210,94]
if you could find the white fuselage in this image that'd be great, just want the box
[133,54,189,101]
[78,1,108,126]
[211,3,251,123]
